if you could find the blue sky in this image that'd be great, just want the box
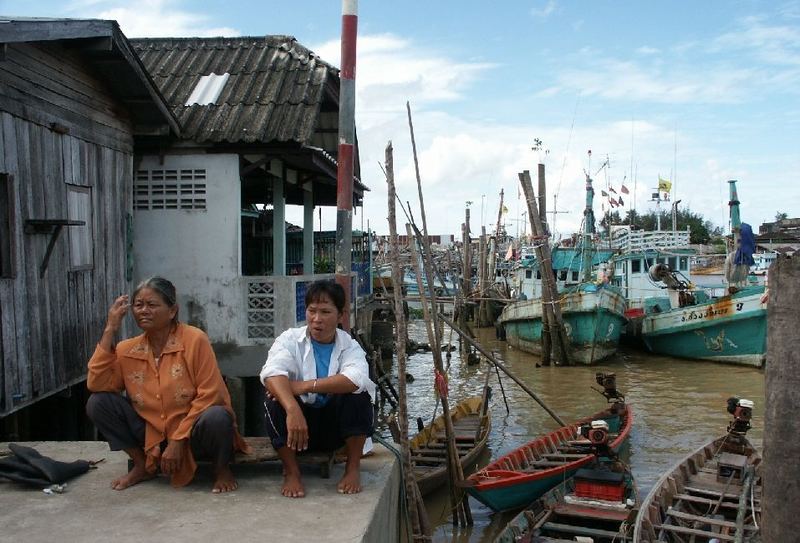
[3,0,798,239]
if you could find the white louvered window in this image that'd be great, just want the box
[67,185,93,270]
[135,169,207,210]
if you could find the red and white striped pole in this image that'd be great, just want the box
[335,0,357,331]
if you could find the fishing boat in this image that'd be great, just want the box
[407,389,492,496]
[464,373,633,512]
[499,174,627,364]
[633,397,761,542]
[613,180,767,367]
[495,419,638,543]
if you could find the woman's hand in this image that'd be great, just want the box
[105,295,130,334]
[286,406,309,452]
[160,439,186,475]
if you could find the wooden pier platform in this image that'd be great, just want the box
[0,441,399,542]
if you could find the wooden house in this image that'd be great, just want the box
[0,18,179,418]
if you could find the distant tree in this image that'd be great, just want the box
[775,211,788,221]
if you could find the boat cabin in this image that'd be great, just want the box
[512,247,616,300]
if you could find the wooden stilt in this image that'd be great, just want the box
[384,141,430,541]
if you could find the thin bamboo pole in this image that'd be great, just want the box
[439,314,567,427]
[385,142,430,541]
[407,101,472,526]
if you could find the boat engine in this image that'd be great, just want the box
[726,397,754,435]
[648,263,691,291]
[581,419,610,446]
[594,372,625,409]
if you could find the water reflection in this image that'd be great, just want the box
[393,320,765,542]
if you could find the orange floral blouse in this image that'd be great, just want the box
[87,323,248,487]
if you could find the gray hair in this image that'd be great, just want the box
[133,276,179,322]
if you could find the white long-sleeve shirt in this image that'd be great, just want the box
[259,326,376,404]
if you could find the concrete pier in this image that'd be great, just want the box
[0,441,399,543]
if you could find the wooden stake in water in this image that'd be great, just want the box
[384,141,430,540]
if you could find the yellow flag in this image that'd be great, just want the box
[502,205,509,215]
[658,176,672,193]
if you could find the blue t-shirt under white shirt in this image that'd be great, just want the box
[310,338,334,407]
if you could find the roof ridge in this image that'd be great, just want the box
[130,35,336,71]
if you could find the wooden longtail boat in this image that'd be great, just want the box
[463,377,632,512]
[495,421,638,543]
[633,398,761,543]
[408,390,492,496]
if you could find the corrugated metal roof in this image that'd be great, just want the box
[130,36,338,144]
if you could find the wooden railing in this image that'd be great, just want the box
[610,229,691,252]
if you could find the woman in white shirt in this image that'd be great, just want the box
[260,280,375,498]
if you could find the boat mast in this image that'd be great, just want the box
[728,179,741,232]
[581,173,595,283]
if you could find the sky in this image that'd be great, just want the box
[3,0,798,239]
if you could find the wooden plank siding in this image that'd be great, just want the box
[0,41,136,416]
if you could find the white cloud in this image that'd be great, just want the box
[530,1,557,19]
[553,58,756,104]
[713,16,800,67]
[636,46,660,56]
[68,0,240,37]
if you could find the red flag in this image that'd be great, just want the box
[609,187,617,194]
[621,184,629,194]
[608,197,617,208]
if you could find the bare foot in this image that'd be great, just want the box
[111,465,154,490]
[212,466,238,493]
[281,471,305,498]
[337,468,362,494]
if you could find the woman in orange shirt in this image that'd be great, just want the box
[86,277,248,492]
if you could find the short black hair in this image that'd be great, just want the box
[305,279,345,313]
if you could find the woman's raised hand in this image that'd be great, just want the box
[105,295,130,333]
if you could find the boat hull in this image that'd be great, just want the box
[641,290,766,367]
[409,395,491,496]
[633,433,761,542]
[500,287,627,365]
[465,404,633,512]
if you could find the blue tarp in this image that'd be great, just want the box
[734,223,755,266]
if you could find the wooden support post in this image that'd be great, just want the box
[477,227,489,326]
[518,170,572,365]
[384,142,430,541]
[763,255,800,542]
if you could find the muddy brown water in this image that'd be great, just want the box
[390,320,765,542]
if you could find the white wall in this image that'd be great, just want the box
[133,153,242,343]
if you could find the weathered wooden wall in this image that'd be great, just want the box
[0,42,134,416]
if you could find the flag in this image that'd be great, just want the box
[601,190,608,197]
[502,205,509,215]
[618,196,625,206]
[609,187,617,194]
[621,184,629,194]
[505,244,514,261]
[658,176,672,193]
[608,197,617,208]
